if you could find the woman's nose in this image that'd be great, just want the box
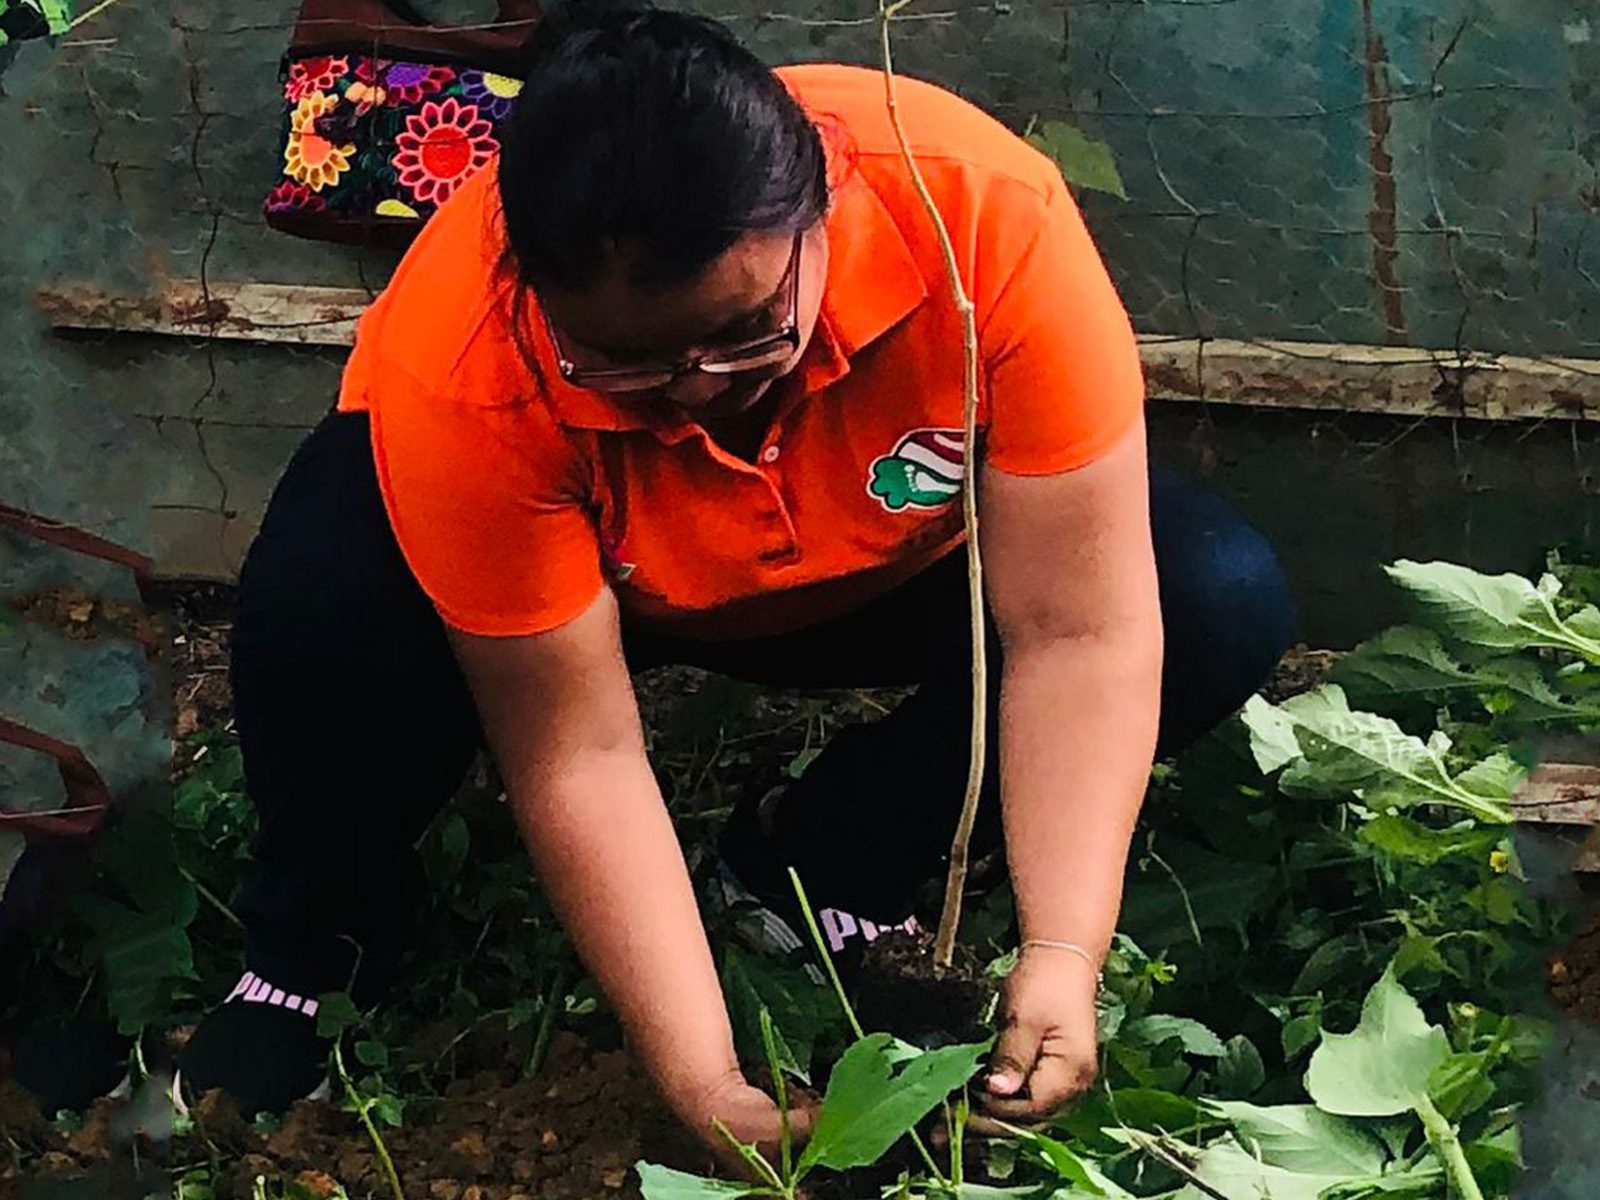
[662,370,732,410]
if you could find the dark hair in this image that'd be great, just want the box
[497,0,829,293]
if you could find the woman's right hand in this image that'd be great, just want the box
[678,1067,817,1175]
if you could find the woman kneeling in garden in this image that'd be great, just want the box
[177,0,1295,1156]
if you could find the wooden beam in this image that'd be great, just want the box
[37,279,1600,421]
[37,279,370,348]
[1512,762,1600,875]
[1143,337,1600,422]
[1510,762,1600,826]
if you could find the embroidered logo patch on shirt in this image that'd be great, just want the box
[867,427,966,511]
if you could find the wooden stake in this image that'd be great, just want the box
[874,0,987,969]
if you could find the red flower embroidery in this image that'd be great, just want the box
[264,180,327,214]
[393,97,498,207]
[284,55,350,103]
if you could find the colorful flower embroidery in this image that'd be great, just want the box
[284,93,356,191]
[284,55,349,103]
[459,70,523,120]
[268,55,522,228]
[380,61,456,105]
[393,97,498,206]
[346,80,387,113]
[264,180,327,214]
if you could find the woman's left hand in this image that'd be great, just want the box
[977,947,1102,1124]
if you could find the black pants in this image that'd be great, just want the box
[231,411,1296,1002]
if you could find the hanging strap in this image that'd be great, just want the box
[289,0,542,65]
[0,718,113,841]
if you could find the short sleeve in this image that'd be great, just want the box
[365,368,605,637]
[978,180,1145,475]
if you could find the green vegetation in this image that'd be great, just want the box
[7,555,1592,1197]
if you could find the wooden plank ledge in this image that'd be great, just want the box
[36,279,1600,422]
[1512,762,1600,874]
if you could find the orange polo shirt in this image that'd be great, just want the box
[337,64,1144,639]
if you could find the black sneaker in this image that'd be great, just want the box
[173,971,333,1118]
[11,1021,134,1114]
[716,786,920,982]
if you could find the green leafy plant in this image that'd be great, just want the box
[639,560,1575,1200]
[1025,118,1127,200]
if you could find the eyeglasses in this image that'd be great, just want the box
[542,232,805,394]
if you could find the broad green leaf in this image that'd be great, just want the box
[1386,560,1600,663]
[436,811,470,881]
[372,1093,404,1126]
[1332,626,1478,706]
[1462,1127,1521,1195]
[1241,694,1302,773]
[1207,1101,1387,1176]
[722,946,840,1084]
[1173,1136,1354,1200]
[1243,686,1516,823]
[1471,656,1595,720]
[1304,966,1449,1117]
[1335,628,1594,724]
[1056,1088,1211,1154]
[635,1163,761,1200]
[1012,1128,1133,1196]
[71,807,200,1033]
[1214,1035,1267,1099]
[1120,838,1277,950]
[1124,1014,1226,1058]
[1026,120,1127,199]
[354,1040,388,1069]
[1358,814,1501,866]
[316,991,363,1039]
[797,1033,988,1174]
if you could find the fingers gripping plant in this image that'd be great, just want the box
[640,871,993,1200]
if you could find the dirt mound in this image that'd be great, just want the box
[198,1034,705,1200]
[3,1035,708,1199]
[1550,912,1600,1024]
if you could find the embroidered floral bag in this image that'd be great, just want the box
[264,0,539,246]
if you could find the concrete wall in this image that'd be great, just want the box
[2,0,1597,646]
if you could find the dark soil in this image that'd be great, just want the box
[3,1034,708,1200]
[855,929,996,1046]
[1260,644,1340,702]
[1550,912,1600,1024]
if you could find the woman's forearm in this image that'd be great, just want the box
[513,749,739,1107]
[999,629,1161,958]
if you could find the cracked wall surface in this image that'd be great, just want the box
[0,0,1597,636]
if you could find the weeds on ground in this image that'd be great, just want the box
[7,555,1596,1198]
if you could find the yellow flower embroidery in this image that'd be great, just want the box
[376,198,420,218]
[284,93,355,192]
[347,80,387,113]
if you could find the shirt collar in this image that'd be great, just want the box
[535,123,928,433]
